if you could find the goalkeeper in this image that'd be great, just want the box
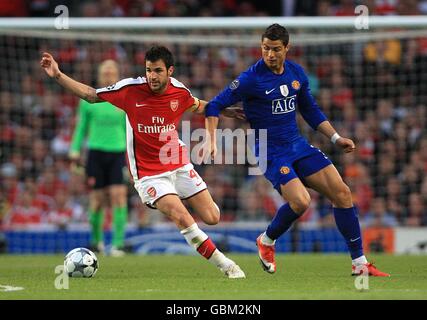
[69,60,128,257]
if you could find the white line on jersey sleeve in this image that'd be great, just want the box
[96,77,146,94]
[125,115,139,181]
[170,77,192,96]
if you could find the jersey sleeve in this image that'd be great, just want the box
[69,99,89,156]
[169,77,197,111]
[182,89,196,110]
[205,72,253,117]
[96,77,143,111]
[297,66,328,130]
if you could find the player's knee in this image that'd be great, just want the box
[333,184,353,207]
[289,193,311,214]
[90,190,104,206]
[111,194,126,207]
[161,203,189,223]
[175,214,189,228]
[162,203,181,218]
[109,186,127,207]
[167,208,191,227]
[110,195,119,207]
[89,197,102,211]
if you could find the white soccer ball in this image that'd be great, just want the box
[64,247,98,278]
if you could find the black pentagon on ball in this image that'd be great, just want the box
[64,247,98,278]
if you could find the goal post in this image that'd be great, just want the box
[0,16,426,253]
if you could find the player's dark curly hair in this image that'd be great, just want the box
[145,46,174,69]
[262,24,289,46]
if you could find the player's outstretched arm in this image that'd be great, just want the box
[190,98,246,120]
[204,116,219,160]
[220,106,246,120]
[40,52,103,103]
[317,121,356,153]
[188,97,207,113]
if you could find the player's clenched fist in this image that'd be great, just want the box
[336,137,356,153]
[40,52,60,78]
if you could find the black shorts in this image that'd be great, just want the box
[86,150,126,189]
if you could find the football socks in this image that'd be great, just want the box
[112,206,127,248]
[89,209,104,245]
[333,207,364,260]
[266,203,300,240]
[180,223,233,269]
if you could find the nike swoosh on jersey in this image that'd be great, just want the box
[135,103,146,107]
[350,237,361,242]
[265,88,275,95]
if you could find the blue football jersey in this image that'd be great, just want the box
[206,58,328,160]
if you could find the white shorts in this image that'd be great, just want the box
[134,163,207,208]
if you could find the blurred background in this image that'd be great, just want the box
[0,0,426,256]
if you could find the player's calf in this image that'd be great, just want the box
[330,183,353,208]
[200,203,220,225]
[288,195,311,214]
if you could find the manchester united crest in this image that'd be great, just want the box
[280,166,290,175]
[292,80,300,90]
[170,99,179,112]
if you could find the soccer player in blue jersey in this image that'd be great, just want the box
[204,24,389,277]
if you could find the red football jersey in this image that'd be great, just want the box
[96,77,195,180]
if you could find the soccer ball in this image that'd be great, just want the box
[64,247,98,278]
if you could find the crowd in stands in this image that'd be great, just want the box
[0,1,426,231]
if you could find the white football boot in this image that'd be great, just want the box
[220,264,246,279]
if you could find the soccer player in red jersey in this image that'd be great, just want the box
[40,46,245,279]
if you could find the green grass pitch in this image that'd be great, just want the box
[0,254,426,300]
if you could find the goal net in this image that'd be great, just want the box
[0,17,426,253]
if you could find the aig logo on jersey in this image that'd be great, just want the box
[170,99,179,112]
[272,95,296,115]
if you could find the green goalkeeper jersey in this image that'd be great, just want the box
[70,99,126,155]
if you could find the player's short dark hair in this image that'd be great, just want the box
[145,46,174,69]
[262,24,289,46]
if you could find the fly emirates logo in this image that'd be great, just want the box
[137,117,176,134]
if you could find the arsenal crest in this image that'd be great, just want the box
[147,186,157,197]
[280,85,289,97]
[170,99,179,112]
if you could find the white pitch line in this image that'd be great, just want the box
[0,285,25,292]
